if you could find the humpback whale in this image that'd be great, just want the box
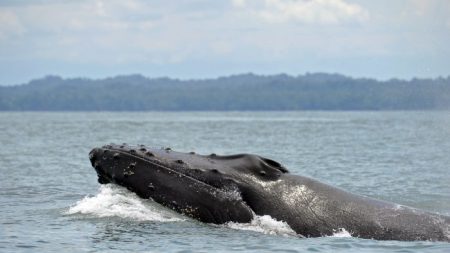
[89,144,450,242]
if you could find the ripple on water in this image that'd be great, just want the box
[1,112,450,253]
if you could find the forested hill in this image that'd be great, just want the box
[1,73,450,111]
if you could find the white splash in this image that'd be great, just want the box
[226,215,297,236]
[65,184,183,222]
[330,228,352,238]
[66,185,354,239]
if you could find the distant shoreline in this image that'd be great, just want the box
[1,73,449,111]
[1,109,450,112]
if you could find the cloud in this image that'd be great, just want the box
[233,0,370,25]
[232,0,247,8]
[0,1,171,62]
[0,0,448,84]
[210,40,234,55]
[0,9,25,41]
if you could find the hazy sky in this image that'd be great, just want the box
[0,0,449,85]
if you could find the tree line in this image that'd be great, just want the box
[1,73,449,111]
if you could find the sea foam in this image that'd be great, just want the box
[329,228,352,238]
[226,215,297,237]
[66,185,353,238]
[65,184,183,222]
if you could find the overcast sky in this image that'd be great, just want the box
[0,0,449,85]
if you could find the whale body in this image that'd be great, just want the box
[89,144,450,242]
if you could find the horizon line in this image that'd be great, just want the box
[3,72,450,87]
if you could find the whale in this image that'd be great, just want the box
[89,144,450,242]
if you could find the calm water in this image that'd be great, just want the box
[1,111,450,252]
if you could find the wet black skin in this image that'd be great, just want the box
[89,144,450,242]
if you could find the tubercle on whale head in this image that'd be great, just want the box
[89,144,188,187]
[89,143,289,185]
[89,147,113,184]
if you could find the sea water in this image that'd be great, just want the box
[1,111,449,252]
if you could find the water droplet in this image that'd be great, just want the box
[259,170,266,176]
[123,169,135,177]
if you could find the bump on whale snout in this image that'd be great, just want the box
[89,147,112,184]
[88,148,100,167]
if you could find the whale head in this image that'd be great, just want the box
[88,144,289,224]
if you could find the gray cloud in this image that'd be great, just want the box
[0,0,449,85]
[233,0,369,24]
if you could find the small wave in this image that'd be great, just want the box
[226,215,297,237]
[329,228,352,238]
[65,184,183,222]
[66,185,354,239]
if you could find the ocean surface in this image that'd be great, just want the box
[1,111,450,253]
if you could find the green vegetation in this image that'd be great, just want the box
[1,73,449,110]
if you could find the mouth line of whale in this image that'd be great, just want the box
[100,147,237,198]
